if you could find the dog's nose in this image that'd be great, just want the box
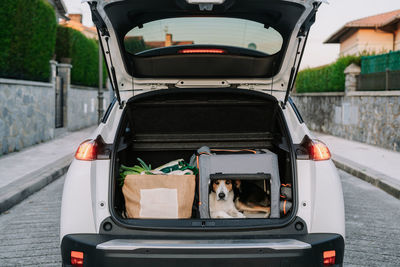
[218,192,225,199]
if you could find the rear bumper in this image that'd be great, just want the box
[61,233,344,267]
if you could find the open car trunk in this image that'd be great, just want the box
[111,88,296,229]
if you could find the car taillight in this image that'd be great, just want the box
[310,140,331,161]
[178,48,226,54]
[296,136,332,161]
[71,251,84,267]
[75,139,97,161]
[323,250,336,266]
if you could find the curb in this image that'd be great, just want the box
[332,155,400,200]
[0,155,73,214]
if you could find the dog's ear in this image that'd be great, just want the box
[234,180,241,189]
[233,180,240,199]
[209,180,215,193]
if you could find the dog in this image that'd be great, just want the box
[209,179,246,219]
[234,180,271,218]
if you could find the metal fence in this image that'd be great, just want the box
[361,51,400,74]
[357,70,400,91]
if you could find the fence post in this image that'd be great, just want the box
[385,68,389,91]
[344,63,361,95]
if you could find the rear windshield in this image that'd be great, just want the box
[124,17,283,56]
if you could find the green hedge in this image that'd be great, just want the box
[124,36,153,54]
[0,0,56,82]
[56,26,107,87]
[296,56,361,93]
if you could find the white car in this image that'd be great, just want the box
[60,0,345,266]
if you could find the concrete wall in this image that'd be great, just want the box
[395,22,400,51]
[292,91,400,152]
[0,78,111,156]
[340,31,359,56]
[340,29,394,56]
[68,85,111,131]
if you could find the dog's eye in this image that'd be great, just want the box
[226,181,231,185]
[215,181,219,185]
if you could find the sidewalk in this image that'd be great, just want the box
[1,127,398,214]
[0,126,95,213]
[315,132,400,199]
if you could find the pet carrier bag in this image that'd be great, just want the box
[196,147,281,218]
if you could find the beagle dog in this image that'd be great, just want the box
[209,179,245,219]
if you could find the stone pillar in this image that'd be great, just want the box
[344,63,361,94]
[49,60,57,84]
[57,63,72,129]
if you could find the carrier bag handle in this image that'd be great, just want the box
[210,173,271,181]
[210,149,257,154]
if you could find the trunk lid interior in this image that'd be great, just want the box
[86,0,321,103]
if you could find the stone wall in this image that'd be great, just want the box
[0,78,112,156]
[0,79,55,155]
[292,91,400,152]
[68,86,111,131]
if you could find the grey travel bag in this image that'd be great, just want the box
[195,147,281,218]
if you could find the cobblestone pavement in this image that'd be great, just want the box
[340,170,400,267]
[0,176,64,266]
[0,171,399,266]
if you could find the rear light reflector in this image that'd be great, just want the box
[310,140,331,161]
[323,250,336,266]
[75,139,97,161]
[178,48,226,54]
[71,251,84,267]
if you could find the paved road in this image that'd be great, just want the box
[340,170,400,267]
[0,171,399,266]
[0,176,64,266]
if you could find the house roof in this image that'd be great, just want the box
[59,14,98,39]
[325,9,400,43]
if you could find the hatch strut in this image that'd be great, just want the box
[105,37,123,108]
[88,2,123,108]
[283,3,319,108]
[283,33,309,108]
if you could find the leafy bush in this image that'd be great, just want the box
[56,26,107,87]
[296,56,361,93]
[124,36,153,54]
[0,0,57,82]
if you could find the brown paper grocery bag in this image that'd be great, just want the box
[122,175,195,219]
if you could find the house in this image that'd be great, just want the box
[59,14,98,39]
[325,9,400,56]
[124,33,195,54]
[47,0,69,20]
[145,33,194,48]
